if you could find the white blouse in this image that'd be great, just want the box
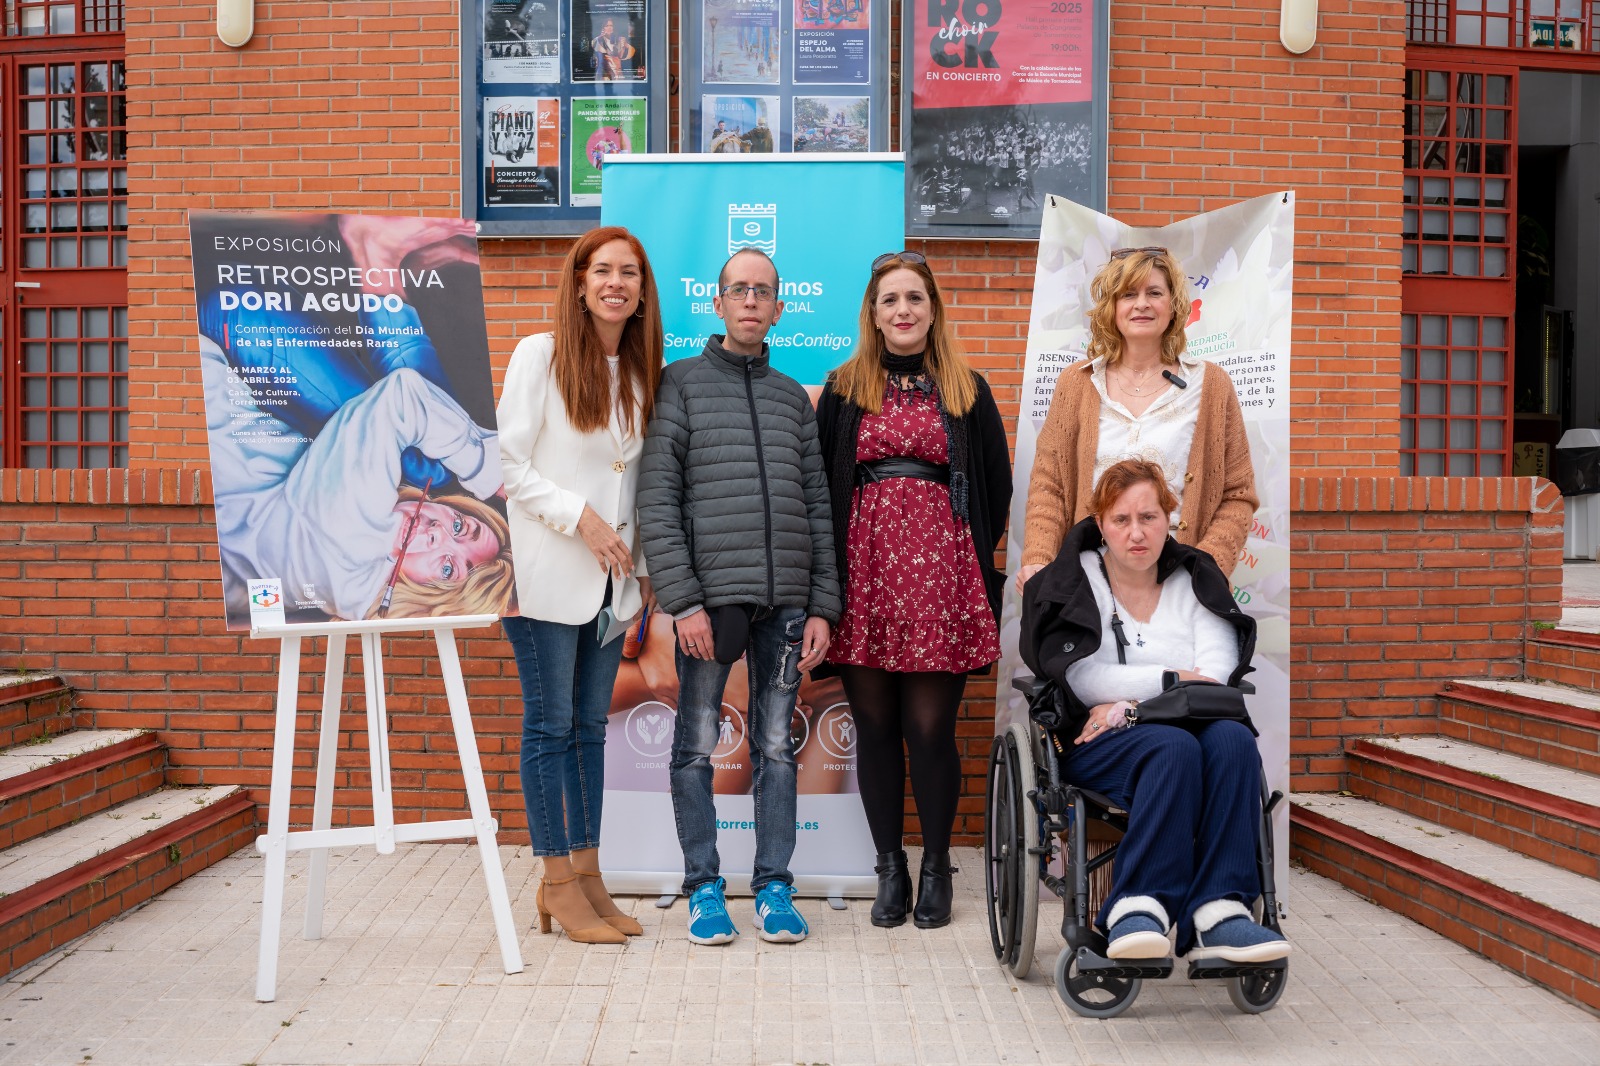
[1064,548,1240,706]
[1090,351,1207,530]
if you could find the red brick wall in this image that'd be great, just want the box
[1290,476,1566,791]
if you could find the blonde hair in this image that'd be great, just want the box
[831,255,976,417]
[365,488,516,619]
[1085,250,1191,368]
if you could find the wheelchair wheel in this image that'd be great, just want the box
[1227,964,1287,1014]
[983,724,1040,979]
[1054,946,1140,1019]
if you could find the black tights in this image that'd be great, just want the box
[836,665,968,855]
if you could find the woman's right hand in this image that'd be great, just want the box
[576,504,632,577]
[1015,563,1045,595]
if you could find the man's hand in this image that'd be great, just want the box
[675,610,714,660]
[798,616,831,673]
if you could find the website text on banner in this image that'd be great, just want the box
[1000,192,1294,885]
[598,155,904,896]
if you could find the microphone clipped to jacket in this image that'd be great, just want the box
[1162,369,1188,389]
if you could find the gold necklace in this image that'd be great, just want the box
[1117,364,1157,396]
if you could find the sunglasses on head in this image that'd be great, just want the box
[1109,246,1168,261]
[872,250,927,271]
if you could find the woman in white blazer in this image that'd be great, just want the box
[498,226,664,945]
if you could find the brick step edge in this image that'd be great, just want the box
[0,790,258,978]
[1438,682,1600,775]
[0,734,167,849]
[1526,636,1600,691]
[1536,628,1600,651]
[0,683,80,750]
[1291,802,1600,1013]
[1347,739,1600,879]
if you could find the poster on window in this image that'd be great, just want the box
[569,97,647,206]
[792,95,868,152]
[703,0,782,84]
[571,0,649,82]
[701,94,780,153]
[997,191,1294,884]
[794,0,869,84]
[482,0,560,83]
[188,211,516,632]
[903,0,1108,238]
[483,96,560,206]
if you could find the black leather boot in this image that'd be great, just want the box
[871,849,911,928]
[913,849,954,929]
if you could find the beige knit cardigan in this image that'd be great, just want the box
[1020,360,1259,579]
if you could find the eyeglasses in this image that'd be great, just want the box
[1108,246,1168,261]
[720,283,778,302]
[871,250,927,271]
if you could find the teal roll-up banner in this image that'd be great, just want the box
[601,153,904,385]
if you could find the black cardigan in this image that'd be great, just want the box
[815,371,1014,646]
[1018,516,1257,740]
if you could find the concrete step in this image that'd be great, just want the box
[0,729,166,849]
[1291,792,1600,1013]
[1348,736,1600,879]
[0,785,257,977]
[1526,624,1600,691]
[0,675,80,749]
[1437,679,1600,775]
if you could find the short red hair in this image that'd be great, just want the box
[1088,458,1178,518]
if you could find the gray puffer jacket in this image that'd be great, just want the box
[639,336,841,622]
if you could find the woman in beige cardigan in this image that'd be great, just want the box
[1017,248,1257,588]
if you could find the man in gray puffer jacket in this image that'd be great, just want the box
[639,247,841,947]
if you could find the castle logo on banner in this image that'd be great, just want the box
[728,202,777,256]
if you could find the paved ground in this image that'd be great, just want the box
[1565,560,1600,607]
[2,845,1596,1066]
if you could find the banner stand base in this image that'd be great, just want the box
[655,894,678,910]
[827,896,847,911]
[250,615,523,1002]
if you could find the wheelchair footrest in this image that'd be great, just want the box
[1186,958,1289,981]
[1073,947,1174,981]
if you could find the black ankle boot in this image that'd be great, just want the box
[871,850,911,928]
[913,849,954,929]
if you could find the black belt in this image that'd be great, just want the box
[855,458,950,487]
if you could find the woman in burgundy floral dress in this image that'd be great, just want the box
[817,252,1012,929]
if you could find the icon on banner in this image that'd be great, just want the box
[624,701,676,758]
[251,588,280,609]
[300,582,317,600]
[712,705,746,759]
[728,203,776,257]
[815,703,856,761]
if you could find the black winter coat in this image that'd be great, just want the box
[1019,517,1255,740]
[816,371,1013,639]
[639,336,842,622]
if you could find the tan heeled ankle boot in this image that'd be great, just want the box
[571,847,643,936]
[536,855,626,945]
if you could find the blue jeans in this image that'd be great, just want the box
[503,613,624,856]
[670,605,806,894]
[1062,720,1262,954]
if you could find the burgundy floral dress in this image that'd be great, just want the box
[828,382,1000,673]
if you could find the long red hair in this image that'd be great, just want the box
[550,226,664,435]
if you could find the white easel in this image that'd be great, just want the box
[252,614,523,1002]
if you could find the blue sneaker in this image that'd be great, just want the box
[686,878,738,945]
[1190,916,1291,963]
[753,881,809,943]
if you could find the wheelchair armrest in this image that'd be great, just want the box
[1012,675,1048,698]
[1236,680,1256,696]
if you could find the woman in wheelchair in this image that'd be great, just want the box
[1020,458,1290,965]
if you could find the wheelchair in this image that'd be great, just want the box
[984,676,1288,1018]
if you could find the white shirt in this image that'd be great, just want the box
[1090,351,1206,530]
[1064,548,1240,706]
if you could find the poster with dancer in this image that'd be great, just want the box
[569,97,647,206]
[570,0,648,83]
[903,0,1108,237]
[703,0,782,85]
[188,211,516,631]
[482,0,560,83]
[482,97,560,206]
[794,0,869,84]
[998,191,1294,882]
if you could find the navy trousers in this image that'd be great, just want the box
[1060,720,1262,954]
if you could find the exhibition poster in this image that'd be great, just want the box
[998,191,1294,882]
[597,156,904,896]
[188,211,516,631]
[904,0,1109,237]
[794,0,870,84]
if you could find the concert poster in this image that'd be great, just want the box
[570,0,648,83]
[569,97,647,206]
[904,0,1107,237]
[792,95,868,152]
[483,96,560,206]
[793,0,868,84]
[703,0,782,85]
[482,0,560,83]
